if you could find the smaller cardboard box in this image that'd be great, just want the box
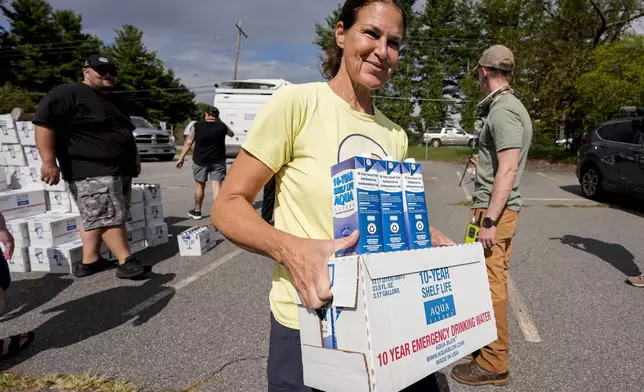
[0,169,8,191]
[45,180,67,192]
[1,144,27,166]
[23,146,42,168]
[2,245,30,273]
[29,239,83,274]
[0,117,19,144]
[178,225,218,256]
[47,190,71,213]
[299,243,497,392]
[69,193,79,213]
[16,121,36,146]
[127,227,145,245]
[0,188,47,220]
[145,222,169,247]
[5,215,42,248]
[126,203,145,231]
[129,240,147,254]
[131,187,144,205]
[144,204,164,226]
[8,166,43,190]
[134,183,162,207]
[27,212,81,247]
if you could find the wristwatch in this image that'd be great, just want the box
[482,217,496,229]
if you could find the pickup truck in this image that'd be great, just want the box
[422,127,477,147]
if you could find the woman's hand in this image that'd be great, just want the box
[430,226,456,246]
[280,230,360,310]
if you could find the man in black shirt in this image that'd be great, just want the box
[176,106,232,220]
[33,55,149,280]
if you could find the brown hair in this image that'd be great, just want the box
[485,67,513,84]
[321,0,407,80]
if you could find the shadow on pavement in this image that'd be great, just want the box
[1,272,176,371]
[551,235,642,277]
[402,372,451,391]
[1,274,74,322]
[559,185,644,218]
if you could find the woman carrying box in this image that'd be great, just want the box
[211,0,455,390]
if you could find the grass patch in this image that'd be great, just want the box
[0,373,140,392]
[450,199,473,207]
[528,146,577,164]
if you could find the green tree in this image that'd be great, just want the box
[0,0,102,93]
[104,25,195,125]
[0,83,38,112]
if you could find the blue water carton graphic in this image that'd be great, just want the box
[332,156,382,256]
[377,158,408,252]
[401,159,432,249]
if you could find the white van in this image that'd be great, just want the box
[213,79,291,157]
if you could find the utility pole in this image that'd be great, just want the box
[233,21,248,80]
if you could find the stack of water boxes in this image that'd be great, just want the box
[0,114,169,274]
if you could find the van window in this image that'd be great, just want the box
[596,124,614,140]
[608,121,640,144]
[219,81,276,90]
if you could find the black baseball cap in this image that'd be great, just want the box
[207,106,219,117]
[83,55,117,70]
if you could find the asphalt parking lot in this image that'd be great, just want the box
[1,158,643,392]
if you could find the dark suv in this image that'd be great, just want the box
[576,113,644,199]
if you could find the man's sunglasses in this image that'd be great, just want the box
[91,66,118,76]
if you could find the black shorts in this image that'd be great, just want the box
[0,255,10,291]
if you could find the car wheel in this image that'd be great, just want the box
[431,139,441,148]
[158,154,175,162]
[580,165,602,199]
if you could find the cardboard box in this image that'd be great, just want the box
[131,187,143,205]
[69,193,79,213]
[0,189,47,220]
[126,203,145,230]
[127,227,145,245]
[402,160,432,249]
[2,245,30,272]
[377,159,408,252]
[5,215,42,248]
[23,146,42,168]
[27,212,81,247]
[45,180,67,192]
[29,239,83,274]
[7,166,44,190]
[144,204,164,226]
[1,144,27,166]
[0,168,8,191]
[47,190,71,213]
[134,183,162,207]
[16,121,36,145]
[0,117,19,144]
[299,243,497,392]
[178,225,218,256]
[129,240,147,254]
[145,222,169,247]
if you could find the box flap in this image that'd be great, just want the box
[302,345,371,392]
[294,256,359,309]
[361,243,484,280]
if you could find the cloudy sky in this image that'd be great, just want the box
[1,0,428,103]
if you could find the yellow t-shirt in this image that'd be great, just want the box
[243,82,408,330]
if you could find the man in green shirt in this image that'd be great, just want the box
[452,45,533,387]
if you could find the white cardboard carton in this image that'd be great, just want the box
[131,187,143,205]
[145,222,169,247]
[144,204,164,226]
[28,212,81,247]
[126,203,145,230]
[16,121,36,145]
[5,215,42,248]
[178,225,218,256]
[0,169,7,191]
[0,189,47,220]
[47,190,71,213]
[29,239,83,274]
[2,245,30,272]
[23,146,42,168]
[8,166,43,190]
[69,193,79,213]
[0,117,19,144]
[299,243,497,392]
[45,180,67,192]
[134,183,162,207]
[127,227,145,245]
[129,240,147,254]
[1,144,27,166]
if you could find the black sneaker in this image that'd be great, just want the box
[74,257,114,278]
[116,256,150,279]
[188,209,202,220]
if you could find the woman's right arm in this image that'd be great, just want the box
[211,150,358,309]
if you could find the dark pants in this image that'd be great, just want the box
[262,175,276,223]
[0,255,10,291]
[267,313,443,392]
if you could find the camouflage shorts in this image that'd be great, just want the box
[68,176,132,231]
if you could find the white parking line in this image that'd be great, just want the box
[123,248,243,317]
[508,276,542,343]
[455,172,472,200]
[536,172,559,183]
